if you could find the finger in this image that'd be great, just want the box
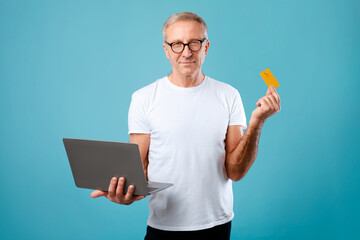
[91,190,107,198]
[124,185,135,202]
[116,177,126,198]
[267,95,278,111]
[256,97,262,107]
[108,177,117,198]
[262,97,273,111]
[256,98,266,108]
[270,86,280,104]
[270,85,275,92]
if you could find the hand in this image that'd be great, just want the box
[91,177,145,205]
[251,85,281,125]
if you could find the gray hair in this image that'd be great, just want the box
[162,12,208,41]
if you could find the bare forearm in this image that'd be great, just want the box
[226,85,281,181]
[226,117,264,181]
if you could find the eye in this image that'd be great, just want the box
[189,41,202,51]
[172,42,183,47]
[189,41,200,47]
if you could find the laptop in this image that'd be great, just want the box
[63,138,173,195]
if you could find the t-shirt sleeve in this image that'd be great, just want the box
[229,90,247,129]
[128,92,151,134]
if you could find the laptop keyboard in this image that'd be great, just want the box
[147,187,159,192]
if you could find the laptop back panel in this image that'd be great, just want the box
[63,138,149,196]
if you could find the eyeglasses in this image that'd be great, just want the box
[165,38,207,53]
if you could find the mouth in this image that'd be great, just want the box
[180,61,195,64]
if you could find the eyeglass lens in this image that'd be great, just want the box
[172,41,202,53]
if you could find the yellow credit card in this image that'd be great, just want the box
[260,68,280,88]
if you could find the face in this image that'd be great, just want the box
[162,21,209,78]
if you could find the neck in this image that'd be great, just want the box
[168,71,205,88]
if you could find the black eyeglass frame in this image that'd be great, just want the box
[165,38,207,53]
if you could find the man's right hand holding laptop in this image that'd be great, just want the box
[89,134,150,205]
[91,177,145,205]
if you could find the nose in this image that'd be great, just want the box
[182,44,192,57]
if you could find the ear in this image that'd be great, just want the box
[204,40,210,56]
[162,43,170,60]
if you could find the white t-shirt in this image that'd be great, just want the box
[128,76,247,231]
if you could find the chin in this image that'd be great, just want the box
[181,70,196,76]
[181,65,197,72]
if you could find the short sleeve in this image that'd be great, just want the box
[229,90,247,129]
[128,92,151,134]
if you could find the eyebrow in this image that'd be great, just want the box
[167,38,203,43]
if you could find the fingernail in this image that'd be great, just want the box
[112,178,117,182]
[120,178,124,182]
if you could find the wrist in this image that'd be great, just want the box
[249,115,265,129]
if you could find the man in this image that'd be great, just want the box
[91,12,280,239]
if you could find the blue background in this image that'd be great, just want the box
[1,0,359,239]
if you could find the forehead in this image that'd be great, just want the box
[166,21,204,42]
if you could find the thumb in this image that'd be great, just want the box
[91,190,107,198]
[266,86,272,96]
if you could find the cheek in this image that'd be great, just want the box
[169,56,178,67]
[170,55,178,64]
[199,52,206,63]
[195,54,203,64]
[171,54,181,64]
